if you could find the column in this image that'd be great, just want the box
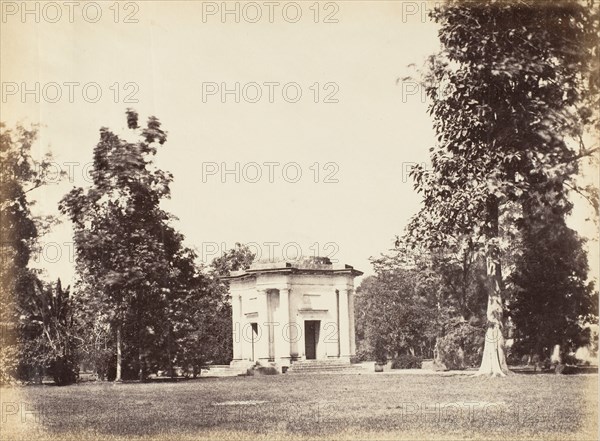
[275,287,291,366]
[348,289,356,356]
[288,288,299,360]
[338,288,351,360]
[336,290,341,357]
[231,292,242,362]
[256,288,271,362]
[267,290,275,361]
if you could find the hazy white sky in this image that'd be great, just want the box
[1,1,597,285]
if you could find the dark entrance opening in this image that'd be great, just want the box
[304,320,320,360]
[251,323,258,361]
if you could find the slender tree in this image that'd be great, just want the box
[60,110,175,381]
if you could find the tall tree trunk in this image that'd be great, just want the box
[477,197,510,376]
[115,323,122,382]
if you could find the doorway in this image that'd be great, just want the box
[250,323,258,361]
[304,320,320,360]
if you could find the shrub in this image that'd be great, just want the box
[436,321,484,370]
[391,354,422,369]
[0,344,19,385]
[351,350,370,363]
[505,351,522,366]
[373,338,387,364]
[49,357,79,386]
[562,353,578,366]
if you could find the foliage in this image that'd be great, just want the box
[17,279,79,385]
[0,343,20,385]
[372,335,387,364]
[210,242,255,279]
[405,0,599,375]
[60,109,204,380]
[193,243,256,367]
[73,286,114,380]
[508,214,598,360]
[391,354,423,369]
[356,242,488,363]
[356,258,442,361]
[349,354,366,364]
[0,122,63,384]
[435,319,484,370]
[59,111,260,380]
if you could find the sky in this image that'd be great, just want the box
[1,1,597,286]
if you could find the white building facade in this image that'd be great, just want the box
[225,257,362,370]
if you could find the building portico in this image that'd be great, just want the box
[224,257,362,370]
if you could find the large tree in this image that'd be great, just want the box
[355,264,443,361]
[508,210,598,362]
[171,243,256,376]
[356,241,487,366]
[407,0,598,376]
[0,123,62,383]
[60,110,183,381]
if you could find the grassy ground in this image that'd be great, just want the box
[0,372,597,440]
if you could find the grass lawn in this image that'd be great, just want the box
[0,373,597,441]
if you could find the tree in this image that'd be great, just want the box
[358,256,443,360]
[169,243,255,376]
[74,281,113,380]
[508,212,598,363]
[356,241,488,367]
[0,123,62,383]
[60,109,178,381]
[206,244,255,363]
[18,279,79,385]
[407,0,599,376]
[210,243,255,281]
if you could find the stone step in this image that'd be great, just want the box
[288,368,362,372]
[286,360,365,374]
[287,368,364,374]
[201,367,247,377]
[290,363,355,369]
[290,360,351,365]
[289,363,353,368]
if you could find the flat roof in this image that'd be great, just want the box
[222,256,363,280]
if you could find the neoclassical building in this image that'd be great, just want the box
[224,257,362,370]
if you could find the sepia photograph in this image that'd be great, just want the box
[0,1,599,440]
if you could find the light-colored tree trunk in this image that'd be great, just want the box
[477,247,509,376]
[115,324,122,382]
[476,197,510,377]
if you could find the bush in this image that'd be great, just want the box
[373,338,387,364]
[562,353,578,366]
[391,354,422,369]
[436,322,484,370]
[0,344,19,385]
[351,350,370,363]
[49,357,79,386]
[505,351,522,366]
